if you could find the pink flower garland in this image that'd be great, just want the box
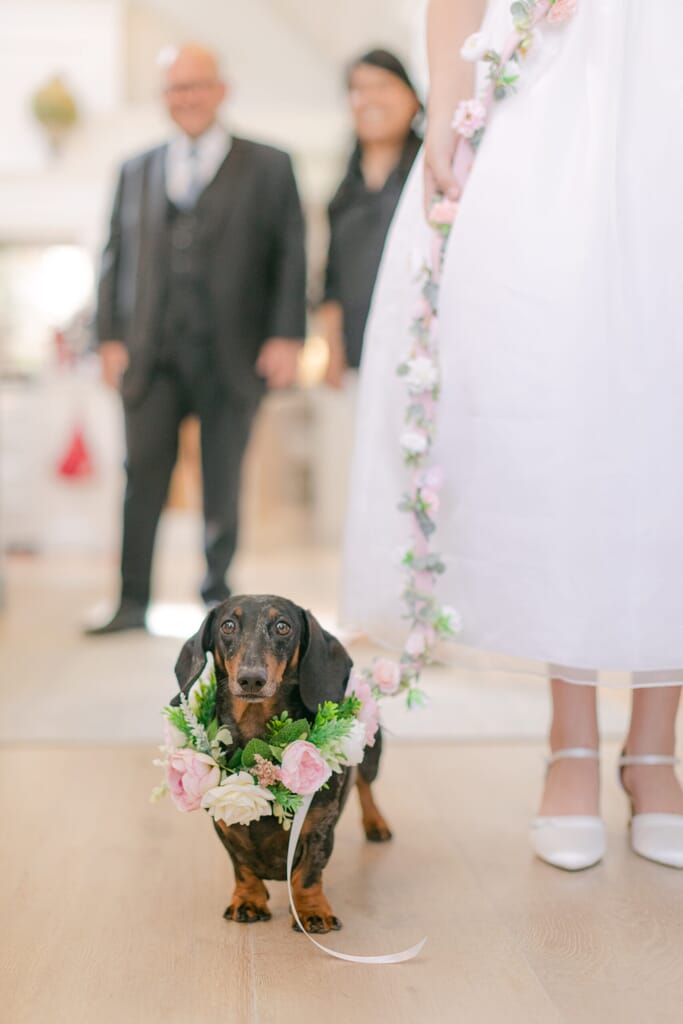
[355,0,577,711]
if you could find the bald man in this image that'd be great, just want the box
[90,45,306,633]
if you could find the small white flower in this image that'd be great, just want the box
[201,771,274,827]
[460,31,490,62]
[405,356,439,395]
[500,61,521,84]
[401,430,428,456]
[442,605,463,635]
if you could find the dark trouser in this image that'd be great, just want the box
[120,365,257,607]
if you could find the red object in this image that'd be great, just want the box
[57,424,94,479]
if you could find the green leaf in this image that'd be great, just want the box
[227,748,243,771]
[162,706,193,742]
[242,738,274,768]
[266,714,310,747]
[189,674,218,728]
[271,784,304,815]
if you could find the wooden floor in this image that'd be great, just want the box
[2,740,682,1024]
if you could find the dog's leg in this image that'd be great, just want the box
[356,774,393,843]
[290,867,341,934]
[223,862,272,924]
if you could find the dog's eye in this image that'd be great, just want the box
[275,620,291,636]
[220,619,236,635]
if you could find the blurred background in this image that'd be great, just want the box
[0,0,631,745]
[0,0,426,563]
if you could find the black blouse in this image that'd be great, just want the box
[323,131,421,369]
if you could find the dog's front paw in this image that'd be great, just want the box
[291,910,342,934]
[224,877,271,924]
[290,879,341,934]
[224,900,272,924]
[364,816,393,843]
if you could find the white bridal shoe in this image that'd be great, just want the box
[618,753,683,868]
[530,748,606,871]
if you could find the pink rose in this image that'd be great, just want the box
[420,486,440,516]
[166,749,220,812]
[412,297,432,322]
[405,626,436,658]
[416,465,444,492]
[547,0,576,23]
[346,673,380,747]
[429,199,458,227]
[277,741,332,795]
[452,98,486,139]
[372,658,401,696]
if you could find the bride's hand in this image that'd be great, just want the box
[424,117,461,217]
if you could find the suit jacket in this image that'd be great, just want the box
[96,136,306,405]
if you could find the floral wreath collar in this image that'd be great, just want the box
[153,656,381,830]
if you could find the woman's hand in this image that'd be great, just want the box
[424,117,461,217]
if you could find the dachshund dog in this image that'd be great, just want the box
[172,595,392,934]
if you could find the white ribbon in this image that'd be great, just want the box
[286,793,427,964]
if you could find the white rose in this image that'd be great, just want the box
[442,605,463,635]
[201,771,274,827]
[406,356,439,395]
[325,719,368,772]
[460,31,490,62]
[401,430,428,456]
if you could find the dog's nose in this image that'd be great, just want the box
[237,669,267,694]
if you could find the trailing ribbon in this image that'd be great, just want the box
[286,794,427,964]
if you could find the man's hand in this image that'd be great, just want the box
[99,340,129,390]
[325,350,346,389]
[255,337,301,390]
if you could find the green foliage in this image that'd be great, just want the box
[227,748,244,771]
[406,687,427,709]
[190,674,218,728]
[308,701,355,749]
[266,711,310,748]
[242,738,274,768]
[271,784,303,816]
[163,706,193,742]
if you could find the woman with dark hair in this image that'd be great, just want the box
[312,51,422,543]
[321,49,422,388]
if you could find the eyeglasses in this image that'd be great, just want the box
[163,80,218,97]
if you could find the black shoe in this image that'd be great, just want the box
[202,588,231,610]
[84,602,148,636]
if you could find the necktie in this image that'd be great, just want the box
[179,143,202,210]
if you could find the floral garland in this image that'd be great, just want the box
[152,660,380,830]
[344,0,577,711]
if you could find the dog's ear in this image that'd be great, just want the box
[297,608,353,713]
[171,609,217,705]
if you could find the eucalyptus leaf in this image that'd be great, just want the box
[242,738,275,767]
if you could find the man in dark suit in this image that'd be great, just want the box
[88,44,305,634]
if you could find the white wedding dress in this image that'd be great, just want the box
[342,0,683,685]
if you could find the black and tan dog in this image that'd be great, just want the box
[172,594,392,934]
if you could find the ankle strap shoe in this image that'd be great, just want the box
[618,752,683,869]
[530,748,605,871]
